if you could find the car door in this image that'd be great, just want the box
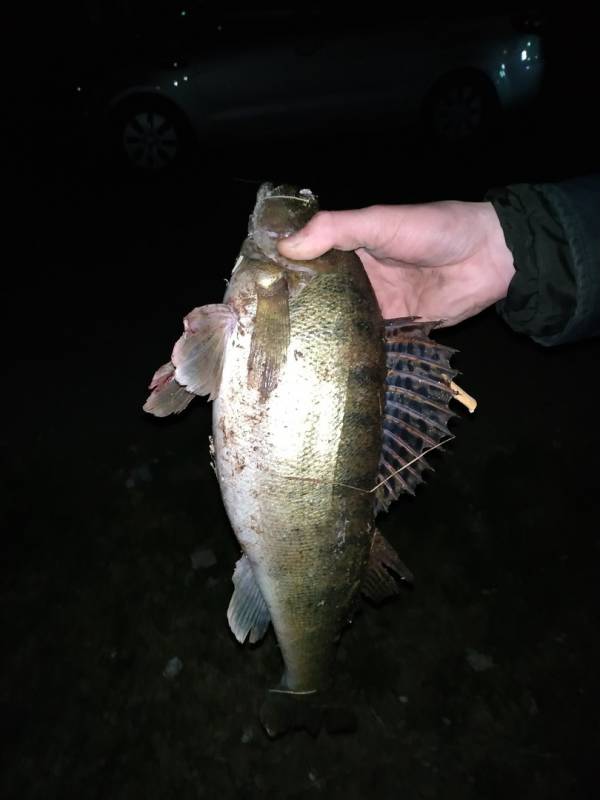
[176,4,344,136]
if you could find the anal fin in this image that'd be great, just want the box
[362,530,413,604]
[227,554,271,645]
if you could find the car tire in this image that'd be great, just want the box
[423,71,501,145]
[108,96,196,177]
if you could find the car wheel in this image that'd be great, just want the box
[109,98,194,175]
[424,72,500,144]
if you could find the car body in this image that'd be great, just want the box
[70,7,545,173]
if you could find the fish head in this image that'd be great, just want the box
[225,254,286,310]
[250,182,318,237]
[248,182,320,267]
[224,182,350,317]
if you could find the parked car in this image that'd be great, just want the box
[71,7,545,175]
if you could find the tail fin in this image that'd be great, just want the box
[259,688,357,739]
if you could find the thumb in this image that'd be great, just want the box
[277,207,384,260]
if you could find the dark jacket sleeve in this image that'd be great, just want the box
[485,173,600,346]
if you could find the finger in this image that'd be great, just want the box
[277,207,390,260]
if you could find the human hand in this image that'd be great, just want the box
[277,200,516,327]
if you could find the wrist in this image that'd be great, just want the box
[481,201,516,304]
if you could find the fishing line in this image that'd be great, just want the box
[279,435,455,494]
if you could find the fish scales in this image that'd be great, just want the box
[143,182,466,734]
[214,258,385,692]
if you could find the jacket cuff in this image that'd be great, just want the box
[485,183,576,344]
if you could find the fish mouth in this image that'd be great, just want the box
[230,182,324,276]
[258,182,317,203]
[261,188,316,206]
[248,182,320,269]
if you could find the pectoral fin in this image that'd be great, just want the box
[227,555,271,645]
[247,276,290,401]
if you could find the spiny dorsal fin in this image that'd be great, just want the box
[362,529,414,603]
[375,317,460,514]
[227,555,271,645]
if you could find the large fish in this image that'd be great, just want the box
[143,182,465,736]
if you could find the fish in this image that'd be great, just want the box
[143,182,465,736]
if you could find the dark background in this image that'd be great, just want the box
[3,6,600,799]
